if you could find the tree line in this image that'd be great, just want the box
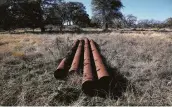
[109,14,172,30]
[0,0,90,32]
[0,0,172,32]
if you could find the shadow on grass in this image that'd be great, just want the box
[89,41,133,99]
[53,37,136,101]
[54,38,135,100]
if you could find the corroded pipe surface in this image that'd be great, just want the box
[54,58,67,79]
[66,39,79,56]
[90,40,109,79]
[72,39,79,50]
[69,40,83,73]
[82,38,96,96]
[54,39,79,79]
[90,39,111,95]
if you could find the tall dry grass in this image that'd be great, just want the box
[0,30,172,106]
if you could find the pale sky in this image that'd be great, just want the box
[66,0,172,21]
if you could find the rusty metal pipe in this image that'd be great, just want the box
[90,39,111,94]
[69,40,83,73]
[71,39,79,50]
[54,58,67,79]
[54,39,79,79]
[82,38,96,96]
[90,40,109,79]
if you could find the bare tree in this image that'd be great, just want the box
[125,14,137,28]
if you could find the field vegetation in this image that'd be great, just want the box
[0,29,172,106]
[0,0,172,106]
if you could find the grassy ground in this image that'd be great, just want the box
[0,30,172,106]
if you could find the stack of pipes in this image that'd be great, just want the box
[54,38,113,96]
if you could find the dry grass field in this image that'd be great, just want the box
[0,29,172,106]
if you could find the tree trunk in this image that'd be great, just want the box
[69,21,71,26]
[41,27,45,32]
[102,9,108,31]
[60,23,63,33]
[103,23,108,31]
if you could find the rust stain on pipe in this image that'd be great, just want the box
[69,40,83,73]
[82,38,96,96]
[54,58,67,79]
[90,40,109,79]
[54,39,79,79]
[71,39,79,50]
[66,39,79,55]
[90,39,111,95]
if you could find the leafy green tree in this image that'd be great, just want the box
[64,2,90,27]
[90,16,102,28]
[40,1,90,30]
[0,0,64,32]
[0,0,45,31]
[92,0,123,31]
[0,0,90,32]
[17,0,45,31]
[0,3,12,30]
[43,0,65,31]
[69,2,90,27]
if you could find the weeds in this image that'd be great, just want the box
[0,30,172,105]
